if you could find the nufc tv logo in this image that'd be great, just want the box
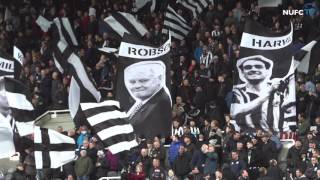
[282,9,304,15]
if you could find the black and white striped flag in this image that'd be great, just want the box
[162,5,192,40]
[80,100,138,154]
[47,17,101,127]
[100,12,148,41]
[34,126,75,169]
[0,51,21,78]
[2,77,34,136]
[294,36,320,74]
[133,0,164,13]
[177,0,210,18]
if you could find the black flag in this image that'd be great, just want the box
[231,19,296,133]
[116,34,172,139]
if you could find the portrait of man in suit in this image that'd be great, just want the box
[124,61,172,138]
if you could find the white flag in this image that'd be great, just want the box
[13,46,24,65]
[0,114,15,159]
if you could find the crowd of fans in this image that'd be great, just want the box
[1,0,320,179]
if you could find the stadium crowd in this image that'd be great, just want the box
[1,0,320,179]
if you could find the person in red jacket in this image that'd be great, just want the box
[128,164,145,180]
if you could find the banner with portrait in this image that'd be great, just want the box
[116,34,172,139]
[231,19,296,133]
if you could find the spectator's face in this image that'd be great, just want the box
[184,137,191,144]
[233,133,240,140]
[80,150,87,157]
[176,97,182,104]
[296,170,302,177]
[178,146,185,154]
[316,83,320,92]
[83,140,89,148]
[201,144,208,153]
[152,159,160,168]
[141,148,147,157]
[215,171,223,179]
[317,169,320,177]
[247,142,253,149]
[126,67,161,101]
[153,141,160,149]
[242,60,268,84]
[262,136,268,143]
[242,170,248,177]
[182,79,189,86]
[231,152,238,160]
[237,142,243,150]
[295,141,302,148]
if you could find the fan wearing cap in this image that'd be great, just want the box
[231,55,292,133]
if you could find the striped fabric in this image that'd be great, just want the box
[34,126,75,169]
[49,17,101,127]
[2,77,34,136]
[100,12,148,41]
[162,5,192,40]
[177,0,210,18]
[0,51,21,78]
[80,100,138,154]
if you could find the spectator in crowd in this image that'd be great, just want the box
[204,144,218,178]
[149,140,166,166]
[23,148,36,180]
[305,156,320,179]
[11,163,27,180]
[127,163,145,180]
[287,139,304,173]
[238,169,250,180]
[168,135,182,167]
[172,145,191,179]
[149,158,166,180]
[266,159,283,180]
[74,150,93,180]
[95,150,108,179]
[294,168,309,180]
[257,167,272,180]
[229,150,246,177]
[190,144,208,179]
[135,148,151,177]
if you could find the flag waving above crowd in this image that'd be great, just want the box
[34,127,75,169]
[116,34,172,139]
[81,100,138,154]
[231,19,296,133]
